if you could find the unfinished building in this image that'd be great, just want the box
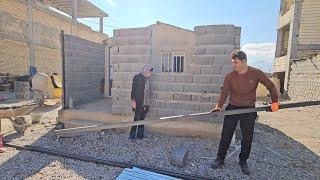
[106,22,240,118]
[274,0,320,100]
[58,22,240,138]
[0,0,108,76]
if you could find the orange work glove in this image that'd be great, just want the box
[271,102,279,112]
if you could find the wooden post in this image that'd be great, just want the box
[99,17,104,33]
[71,0,78,34]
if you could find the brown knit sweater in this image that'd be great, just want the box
[217,66,279,108]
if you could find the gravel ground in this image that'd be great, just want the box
[1,104,320,180]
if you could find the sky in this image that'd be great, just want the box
[80,0,280,72]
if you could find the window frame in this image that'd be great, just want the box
[161,51,185,73]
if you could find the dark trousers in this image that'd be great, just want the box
[217,104,257,162]
[130,107,148,139]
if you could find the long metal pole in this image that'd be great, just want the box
[4,142,217,180]
[54,100,320,135]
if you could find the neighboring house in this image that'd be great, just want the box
[0,0,108,76]
[274,0,320,95]
[104,22,241,116]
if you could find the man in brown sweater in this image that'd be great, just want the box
[210,50,279,175]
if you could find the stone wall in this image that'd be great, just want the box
[64,35,105,107]
[111,25,241,117]
[288,53,320,101]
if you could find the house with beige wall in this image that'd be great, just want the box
[0,0,108,76]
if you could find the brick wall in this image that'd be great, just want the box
[64,35,105,107]
[288,53,320,101]
[0,0,107,75]
[111,25,240,117]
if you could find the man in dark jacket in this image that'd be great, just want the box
[130,65,153,140]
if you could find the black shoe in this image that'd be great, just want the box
[239,161,250,175]
[210,158,224,169]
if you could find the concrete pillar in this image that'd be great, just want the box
[99,17,104,33]
[275,29,284,58]
[27,0,35,68]
[284,0,302,92]
[71,0,78,34]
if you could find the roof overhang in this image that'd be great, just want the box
[45,0,108,18]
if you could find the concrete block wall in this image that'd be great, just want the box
[111,27,153,115]
[64,34,105,107]
[190,25,240,75]
[111,25,241,117]
[288,53,320,101]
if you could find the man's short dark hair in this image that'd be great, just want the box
[231,50,247,61]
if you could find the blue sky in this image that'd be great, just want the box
[81,0,280,72]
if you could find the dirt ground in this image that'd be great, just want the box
[0,101,319,179]
[258,105,320,156]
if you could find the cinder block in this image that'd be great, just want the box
[193,55,214,65]
[213,55,231,65]
[193,75,212,84]
[112,55,150,63]
[156,92,173,100]
[158,109,173,117]
[192,94,210,102]
[112,72,128,81]
[189,65,201,74]
[133,63,150,72]
[183,84,202,93]
[119,27,151,37]
[113,36,151,46]
[225,25,235,34]
[113,81,132,89]
[151,83,167,91]
[199,103,213,112]
[118,63,134,72]
[175,74,193,83]
[195,34,235,46]
[167,101,182,110]
[174,93,192,101]
[220,65,233,74]
[234,27,241,36]
[181,103,200,111]
[210,95,219,103]
[212,75,226,84]
[199,84,216,93]
[134,45,151,55]
[113,29,120,37]
[194,45,234,55]
[194,25,230,35]
[200,66,221,74]
[234,37,240,47]
[153,73,175,82]
[166,84,184,92]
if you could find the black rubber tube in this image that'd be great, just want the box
[4,142,218,180]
